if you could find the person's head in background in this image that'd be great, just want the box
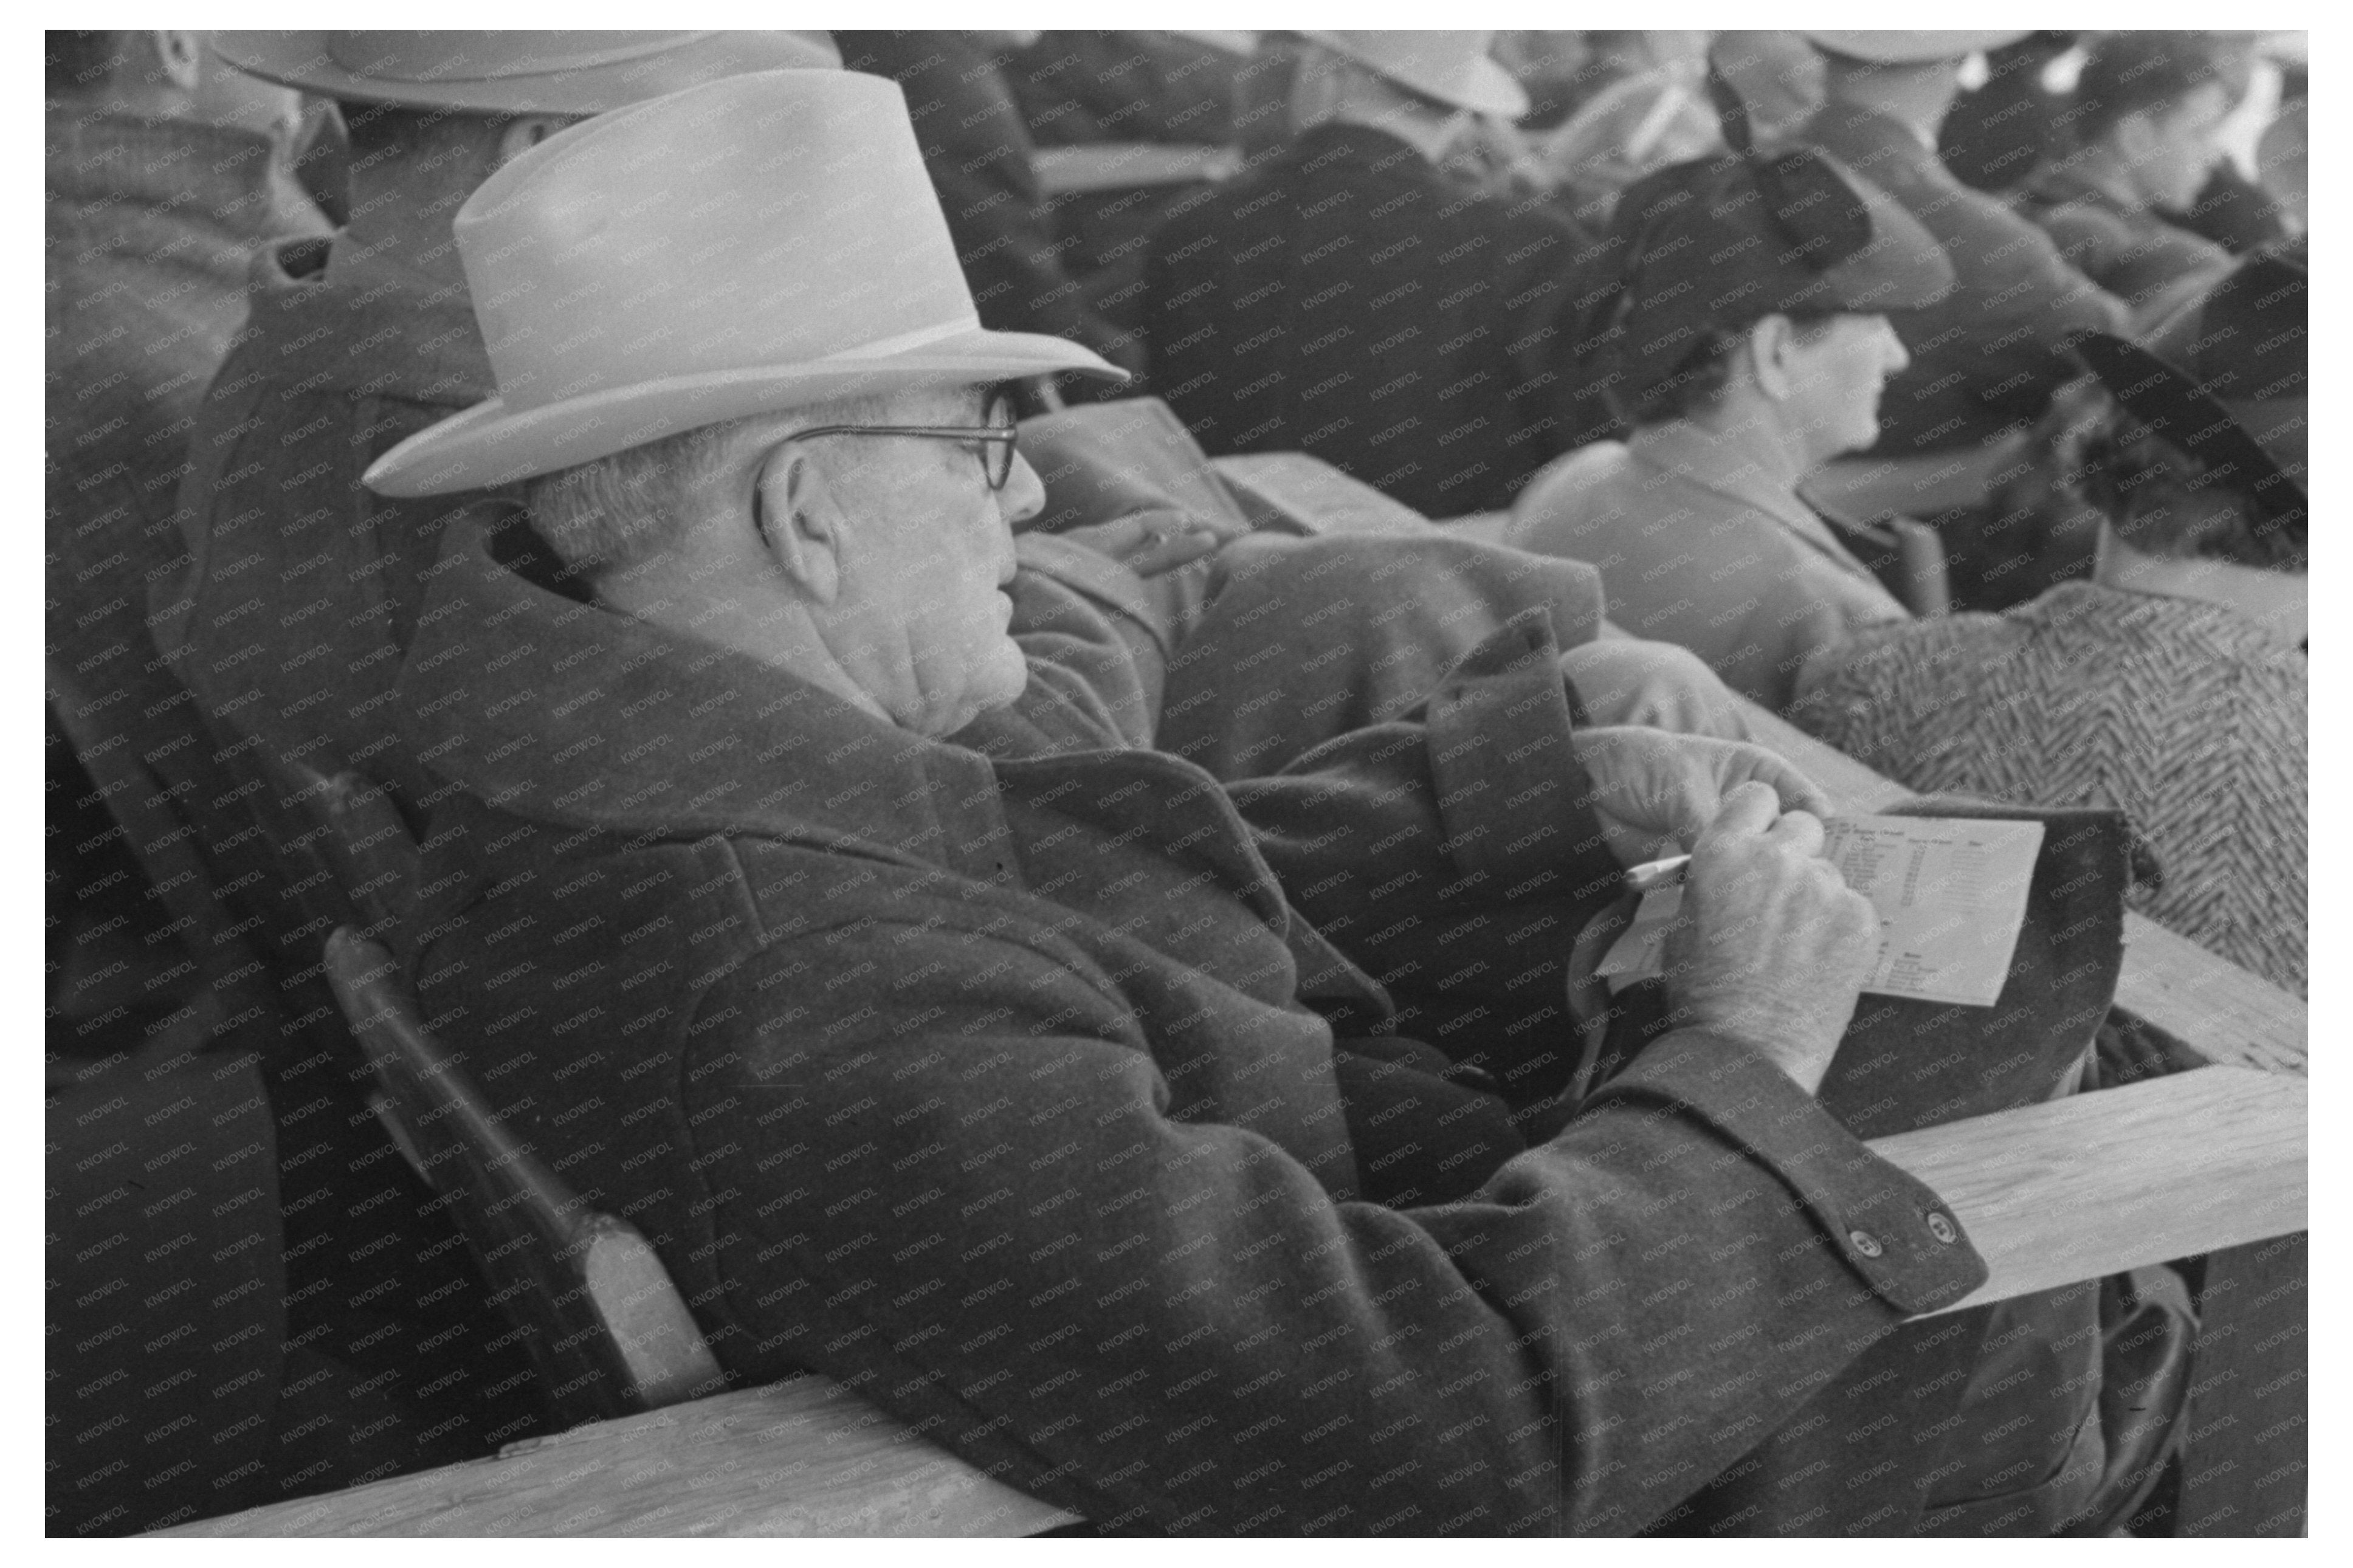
[1284,31,1527,167]
[1805,31,2030,145]
[47,29,300,137]
[1935,31,2081,193]
[1588,150,1953,475]
[2070,249,2307,641]
[2063,32,2236,214]
[210,31,839,287]
[2079,413,2303,573]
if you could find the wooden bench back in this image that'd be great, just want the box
[325,927,726,1426]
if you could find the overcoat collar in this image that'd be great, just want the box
[399,510,1023,884]
[396,513,1307,942]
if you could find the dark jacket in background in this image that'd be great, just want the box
[1008,30,1238,146]
[2019,162,2234,322]
[2160,162,2295,256]
[396,511,1985,1535]
[835,31,1143,379]
[1802,101,2129,453]
[46,109,327,915]
[1146,122,1591,518]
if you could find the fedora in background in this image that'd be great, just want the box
[1295,30,1528,119]
[1803,30,2030,64]
[2072,246,2307,524]
[214,29,839,114]
[365,69,1126,498]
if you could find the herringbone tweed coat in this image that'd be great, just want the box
[1794,581,2306,994]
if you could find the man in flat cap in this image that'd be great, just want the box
[372,69,2000,1536]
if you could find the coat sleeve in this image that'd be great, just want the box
[1215,607,1626,994]
[678,898,1986,1536]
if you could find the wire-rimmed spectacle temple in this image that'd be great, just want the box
[777,389,1021,490]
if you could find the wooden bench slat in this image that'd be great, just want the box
[159,1374,1081,1538]
[1878,1067,2306,1315]
[1032,143,1235,194]
[164,1068,2303,1538]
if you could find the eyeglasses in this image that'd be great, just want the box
[779,388,1022,490]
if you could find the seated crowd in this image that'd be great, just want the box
[48,27,2304,1538]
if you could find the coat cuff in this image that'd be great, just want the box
[1421,608,1622,901]
[1586,1028,1989,1316]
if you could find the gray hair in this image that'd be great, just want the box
[527,393,893,580]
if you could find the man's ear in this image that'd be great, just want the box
[1748,315,1796,401]
[756,449,845,605]
[151,31,202,94]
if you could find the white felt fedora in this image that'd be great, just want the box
[364,70,1126,498]
[213,30,841,114]
[1296,30,1529,119]
[1802,31,2030,64]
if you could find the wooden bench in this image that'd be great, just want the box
[162,697,2306,1538]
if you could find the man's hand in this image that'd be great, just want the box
[1056,511,1226,579]
[1571,726,1832,868]
[1662,782,1878,1094]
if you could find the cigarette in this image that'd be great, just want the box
[1625,854,1692,895]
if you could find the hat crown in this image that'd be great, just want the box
[1297,30,1529,118]
[455,70,979,418]
[2154,250,2307,403]
[324,30,717,84]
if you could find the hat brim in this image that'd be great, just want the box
[1295,32,1530,119]
[1806,165,1956,313]
[213,30,839,114]
[1804,31,2030,64]
[364,328,1128,498]
[2073,334,2306,521]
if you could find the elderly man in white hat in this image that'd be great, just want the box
[374,69,1993,1536]
[1145,32,1592,520]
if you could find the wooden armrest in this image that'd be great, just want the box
[156,1373,1081,1538]
[1876,1067,2306,1316]
[1032,143,1236,195]
[160,1066,2303,1537]
[1210,452,1439,539]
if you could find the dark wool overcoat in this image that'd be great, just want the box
[1145,123,1590,518]
[391,513,1984,1535]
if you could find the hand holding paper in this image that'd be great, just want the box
[1656,783,1880,1093]
[1604,812,2047,1010]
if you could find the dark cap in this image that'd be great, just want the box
[1579,148,1954,413]
[2070,245,2306,527]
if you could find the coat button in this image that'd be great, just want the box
[1848,1228,1884,1259]
[1926,1211,1959,1245]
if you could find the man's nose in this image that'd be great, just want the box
[1877,319,1910,376]
[998,450,1047,528]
